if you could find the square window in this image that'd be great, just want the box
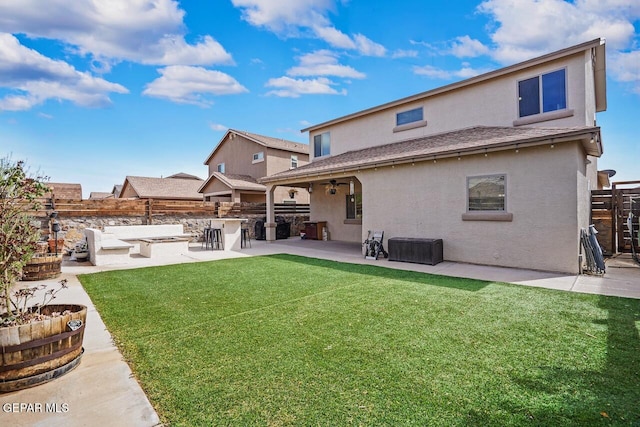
[291,155,298,168]
[252,152,264,162]
[217,163,225,173]
[467,175,506,211]
[313,132,330,157]
[396,107,423,126]
[518,69,566,118]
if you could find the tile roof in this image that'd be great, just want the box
[123,175,204,200]
[204,129,308,165]
[46,183,82,200]
[213,173,266,191]
[262,125,600,183]
[235,130,309,154]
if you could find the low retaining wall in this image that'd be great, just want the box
[36,214,309,251]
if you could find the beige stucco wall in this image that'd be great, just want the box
[313,142,587,273]
[207,135,268,177]
[310,52,592,160]
[309,179,362,242]
[266,147,309,176]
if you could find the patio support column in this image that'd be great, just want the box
[265,184,276,241]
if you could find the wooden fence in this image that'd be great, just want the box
[34,199,309,221]
[591,181,640,255]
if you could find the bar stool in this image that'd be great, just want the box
[211,228,223,250]
[201,226,211,249]
[241,227,251,248]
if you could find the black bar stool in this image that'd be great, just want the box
[211,228,223,250]
[201,226,211,249]
[241,227,251,248]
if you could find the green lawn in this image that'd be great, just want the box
[79,255,640,426]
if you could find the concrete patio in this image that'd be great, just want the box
[2,238,639,426]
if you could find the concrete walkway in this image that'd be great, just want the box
[2,238,639,426]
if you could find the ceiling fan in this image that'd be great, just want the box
[322,179,349,195]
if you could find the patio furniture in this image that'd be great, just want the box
[303,221,327,240]
[363,230,388,260]
[241,227,251,248]
[388,237,443,265]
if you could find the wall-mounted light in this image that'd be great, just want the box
[590,133,596,144]
[308,183,313,193]
[349,179,355,196]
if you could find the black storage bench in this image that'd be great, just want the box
[388,238,443,265]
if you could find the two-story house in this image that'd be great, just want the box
[199,129,310,203]
[261,38,607,274]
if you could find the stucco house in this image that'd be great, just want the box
[119,173,204,200]
[198,129,310,203]
[261,38,607,274]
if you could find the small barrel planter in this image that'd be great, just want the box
[21,254,63,281]
[0,304,86,393]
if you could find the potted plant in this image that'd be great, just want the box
[0,157,86,392]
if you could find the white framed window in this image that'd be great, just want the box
[291,155,298,169]
[252,152,264,163]
[518,69,567,118]
[313,132,330,158]
[396,107,423,126]
[217,163,225,173]
[393,106,427,132]
[467,174,506,212]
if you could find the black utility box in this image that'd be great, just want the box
[388,238,443,265]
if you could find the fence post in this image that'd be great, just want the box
[147,198,153,225]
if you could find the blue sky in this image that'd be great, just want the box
[1,0,638,198]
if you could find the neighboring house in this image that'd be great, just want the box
[119,173,203,200]
[89,192,113,200]
[46,183,83,200]
[199,129,309,203]
[261,38,607,274]
[112,184,123,198]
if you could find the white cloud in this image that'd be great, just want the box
[412,63,490,80]
[477,0,639,63]
[265,76,346,97]
[287,50,366,78]
[232,0,386,56]
[232,0,332,32]
[391,49,419,59]
[0,0,233,66]
[609,50,640,94]
[209,123,228,132]
[449,36,490,58]
[0,33,128,111]
[143,66,248,106]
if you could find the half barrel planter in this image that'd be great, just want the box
[0,304,86,393]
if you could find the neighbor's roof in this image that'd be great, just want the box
[198,172,266,194]
[46,183,82,200]
[261,125,601,184]
[165,172,203,180]
[302,38,606,133]
[204,129,309,165]
[89,192,113,200]
[122,175,204,200]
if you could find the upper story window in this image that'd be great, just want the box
[393,107,427,133]
[396,107,423,126]
[518,69,566,118]
[217,163,225,173]
[291,155,298,169]
[467,174,506,212]
[313,132,330,158]
[252,152,264,163]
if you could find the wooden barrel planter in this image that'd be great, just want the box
[21,254,63,281]
[0,304,86,393]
